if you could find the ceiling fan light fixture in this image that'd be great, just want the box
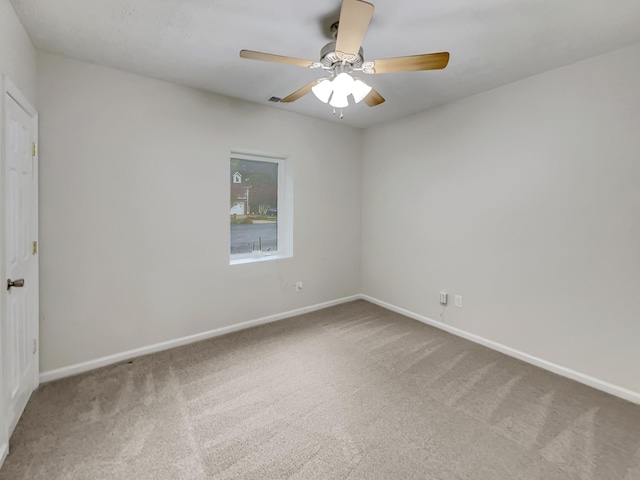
[329,91,349,108]
[311,79,333,103]
[331,72,355,99]
[352,79,372,103]
[240,0,450,114]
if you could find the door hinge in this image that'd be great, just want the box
[32,142,38,157]
[32,241,37,255]
[33,339,37,354]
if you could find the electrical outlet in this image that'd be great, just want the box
[439,291,448,305]
[295,281,303,292]
[454,295,463,308]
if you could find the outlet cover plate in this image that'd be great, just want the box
[439,291,448,305]
[454,295,463,308]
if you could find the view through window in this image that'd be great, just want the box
[230,156,279,257]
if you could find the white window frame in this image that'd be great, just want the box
[229,152,292,265]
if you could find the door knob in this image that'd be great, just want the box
[7,278,25,290]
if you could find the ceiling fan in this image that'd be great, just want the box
[239,0,449,115]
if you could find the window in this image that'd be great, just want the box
[229,152,291,264]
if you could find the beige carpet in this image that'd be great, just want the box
[1,300,639,479]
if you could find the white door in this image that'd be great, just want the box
[3,87,38,440]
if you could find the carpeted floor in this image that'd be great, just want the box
[1,300,639,479]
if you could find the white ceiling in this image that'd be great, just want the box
[10,0,640,128]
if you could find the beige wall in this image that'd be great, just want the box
[362,42,640,393]
[0,0,36,104]
[36,52,363,372]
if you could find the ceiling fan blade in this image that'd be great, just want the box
[363,88,385,107]
[335,0,374,61]
[280,80,318,103]
[240,50,315,68]
[370,52,450,74]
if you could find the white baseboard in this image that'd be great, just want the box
[38,293,640,406]
[360,295,640,406]
[39,295,360,383]
[0,442,7,470]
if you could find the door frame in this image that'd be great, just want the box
[0,75,39,466]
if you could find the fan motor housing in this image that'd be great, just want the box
[320,41,364,68]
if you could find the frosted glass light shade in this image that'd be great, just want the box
[352,79,372,103]
[329,92,349,108]
[311,79,333,103]
[331,72,355,98]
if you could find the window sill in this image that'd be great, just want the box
[229,253,292,266]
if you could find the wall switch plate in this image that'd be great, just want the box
[296,281,303,292]
[439,291,448,305]
[454,295,463,308]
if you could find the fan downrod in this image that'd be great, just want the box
[330,21,340,39]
